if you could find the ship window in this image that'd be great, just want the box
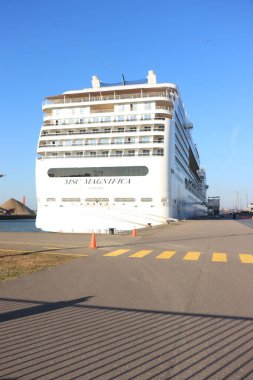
[114,138,123,144]
[140,136,150,143]
[100,138,109,145]
[62,198,81,202]
[141,198,152,202]
[130,103,137,111]
[48,166,149,177]
[143,150,150,156]
[155,149,164,156]
[102,151,109,156]
[128,150,135,156]
[117,104,126,112]
[90,152,96,156]
[85,198,109,202]
[114,198,135,202]
[142,114,151,120]
[155,125,164,131]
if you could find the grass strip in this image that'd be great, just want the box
[0,251,76,281]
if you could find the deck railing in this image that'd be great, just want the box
[37,151,164,159]
[42,92,175,106]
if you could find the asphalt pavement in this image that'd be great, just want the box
[1,218,253,379]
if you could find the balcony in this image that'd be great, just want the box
[42,91,175,107]
[43,115,157,125]
[40,125,165,138]
[38,136,164,150]
[37,150,165,159]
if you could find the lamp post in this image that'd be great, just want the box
[245,194,248,209]
[236,192,239,211]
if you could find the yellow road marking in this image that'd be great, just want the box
[129,250,153,258]
[212,253,227,262]
[239,254,253,264]
[183,252,201,261]
[104,249,130,257]
[156,251,176,260]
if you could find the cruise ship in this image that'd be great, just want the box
[36,71,207,233]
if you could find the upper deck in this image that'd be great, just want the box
[42,71,178,109]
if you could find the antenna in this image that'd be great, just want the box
[121,74,126,85]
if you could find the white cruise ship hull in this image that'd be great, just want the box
[36,156,205,233]
[36,71,207,233]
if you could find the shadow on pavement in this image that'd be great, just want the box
[1,297,253,379]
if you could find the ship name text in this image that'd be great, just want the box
[65,178,131,185]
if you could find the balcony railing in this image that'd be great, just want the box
[42,116,168,129]
[43,112,169,124]
[38,151,164,159]
[43,92,175,106]
[40,126,165,138]
[38,139,164,148]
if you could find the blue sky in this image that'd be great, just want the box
[0,0,252,210]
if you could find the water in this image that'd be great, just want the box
[0,219,41,232]
[1,217,252,232]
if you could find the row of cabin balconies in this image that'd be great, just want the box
[43,105,172,119]
[175,154,203,190]
[43,110,172,125]
[42,91,175,109]
[40,125,165,138]
[38,136,164,150]
[38,148,164,159]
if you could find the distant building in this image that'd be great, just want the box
[207,196,220,216]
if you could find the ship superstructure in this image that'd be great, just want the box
[36,71,207,232]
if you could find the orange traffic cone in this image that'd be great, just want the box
[89,233,97,248]
[132,227,137,237]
